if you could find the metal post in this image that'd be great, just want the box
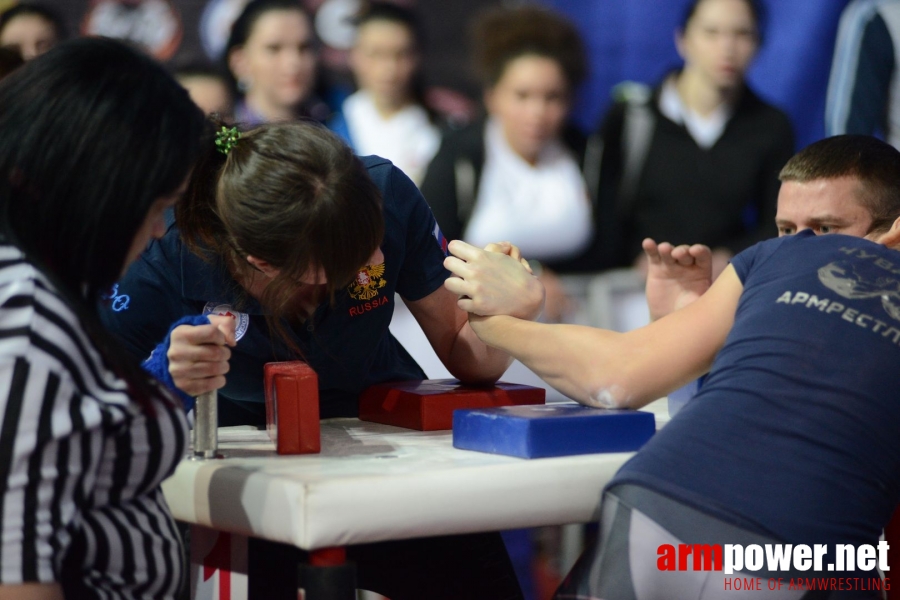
[193,390,218,459]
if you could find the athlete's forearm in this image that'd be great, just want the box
[441,318,513,384]
[467,315,642,407]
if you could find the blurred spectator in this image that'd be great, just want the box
[0,2,62,60]
[0,45,22,79]
[422,6,605,321]
[826,0,900,147]
[329,2,440,186]
[174,63,235,121]
[225,0,329,124]
[595,0,794,275]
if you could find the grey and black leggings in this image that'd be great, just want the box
[555,484,880,600]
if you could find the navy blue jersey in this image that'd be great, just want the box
[612,231,900,548]
[101,156,450,419]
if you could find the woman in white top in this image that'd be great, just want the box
[422,6,604,320]
[329,2,440,186]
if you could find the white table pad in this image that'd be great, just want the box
[162,400,669,551]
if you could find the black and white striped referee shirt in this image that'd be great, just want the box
[0,246,188,598]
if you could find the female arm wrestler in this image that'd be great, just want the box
[103,120,540,423]
[101,121,539,600]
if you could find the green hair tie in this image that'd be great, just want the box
[214,126,241,155]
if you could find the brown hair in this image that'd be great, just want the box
[178,120,384,346]
[471,6,587,89]
[779,135,900,235]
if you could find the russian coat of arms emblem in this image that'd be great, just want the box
[348,263,387,300]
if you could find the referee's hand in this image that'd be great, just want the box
[167,315,237,397]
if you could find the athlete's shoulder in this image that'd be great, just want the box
[361,154,393,177]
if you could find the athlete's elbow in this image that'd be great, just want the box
[579,367,649,409]
[582,383,632,409]
[452,370,502,386]
[445,360,504,386]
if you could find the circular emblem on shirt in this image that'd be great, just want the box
[202,302,250,341]
[81,0,183,61]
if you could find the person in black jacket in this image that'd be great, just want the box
[421,6,611,285]
[596,0,794,273]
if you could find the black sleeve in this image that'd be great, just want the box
[728,111,795,253]
[420,134,464,242]
[587,102,632,270]
[546,119,627,273]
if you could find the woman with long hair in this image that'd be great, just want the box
[102,119,529,598]
[423,6,600,268]
[422,6,605,322]
[0,37,205,598]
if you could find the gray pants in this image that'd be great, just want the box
[555,485,880,600]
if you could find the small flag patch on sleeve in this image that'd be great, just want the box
[432,221,449,256]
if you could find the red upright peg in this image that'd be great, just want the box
[264,361,320,454]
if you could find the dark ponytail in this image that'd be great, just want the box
[178,118,230,258]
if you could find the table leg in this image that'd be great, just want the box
[247,539,356,600]
[299,547,357,600]
[247,537,299,600]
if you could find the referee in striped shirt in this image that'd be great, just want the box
[0,38,205,598]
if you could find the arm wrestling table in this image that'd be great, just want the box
[164,401,670,600]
